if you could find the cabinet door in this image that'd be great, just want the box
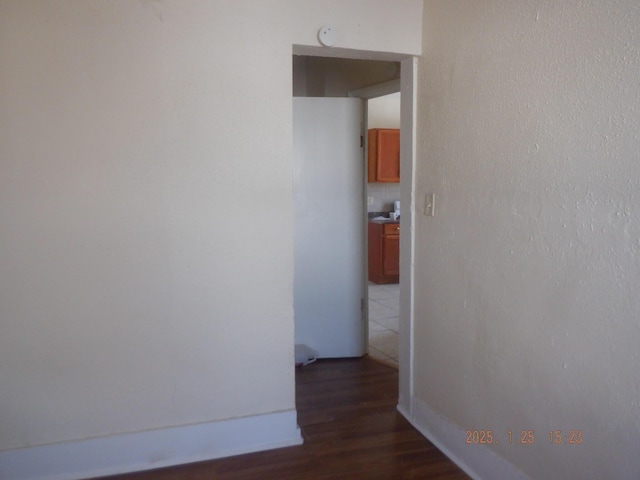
[369,129,400,183]
[376,129,400,182]
[382,234,400,276]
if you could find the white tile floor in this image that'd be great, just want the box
[368,282,399,368]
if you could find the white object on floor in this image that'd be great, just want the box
[295,344,319,366]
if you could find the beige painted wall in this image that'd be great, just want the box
[0,0,422,451]
[416,1,640,478]
[368,92,401,129]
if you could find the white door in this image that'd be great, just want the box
[293,97,366,358]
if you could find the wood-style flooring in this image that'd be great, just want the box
[99,357,470,480]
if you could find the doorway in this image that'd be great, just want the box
[292,46,416,408]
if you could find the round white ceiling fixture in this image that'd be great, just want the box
[317,26,337,47]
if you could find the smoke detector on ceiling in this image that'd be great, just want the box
[318,26,337,47]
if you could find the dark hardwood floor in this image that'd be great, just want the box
[99,357,470,480]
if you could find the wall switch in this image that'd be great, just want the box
[424,193,435,216]
[367,196,374,206]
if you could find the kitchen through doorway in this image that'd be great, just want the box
[366,92,401,368]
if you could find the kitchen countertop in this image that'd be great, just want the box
[368,218,400,224]
[368,211,399,224]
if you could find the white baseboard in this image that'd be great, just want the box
[398,399,528,480]
[0,409,302,480]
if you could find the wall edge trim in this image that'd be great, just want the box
[0,409,302,480]
[398,400,529,480]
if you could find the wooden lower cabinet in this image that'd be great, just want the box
[368,222,400,284]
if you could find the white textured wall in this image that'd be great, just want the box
[416,1,640,478]
[368,92,401,129]
[0,0,422,451]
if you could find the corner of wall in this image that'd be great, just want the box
[399,399,529,480]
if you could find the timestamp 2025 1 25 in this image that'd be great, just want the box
[465,430,583,445]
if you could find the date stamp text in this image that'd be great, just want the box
[465,429,583,446]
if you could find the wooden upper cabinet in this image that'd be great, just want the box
[368,128,400,183]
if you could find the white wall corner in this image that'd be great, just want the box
[398,399,529,480]
[0,410,302,480]
[397,394,410,416]
[397,55,418,416]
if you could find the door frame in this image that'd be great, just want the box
[292,46,417,413]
